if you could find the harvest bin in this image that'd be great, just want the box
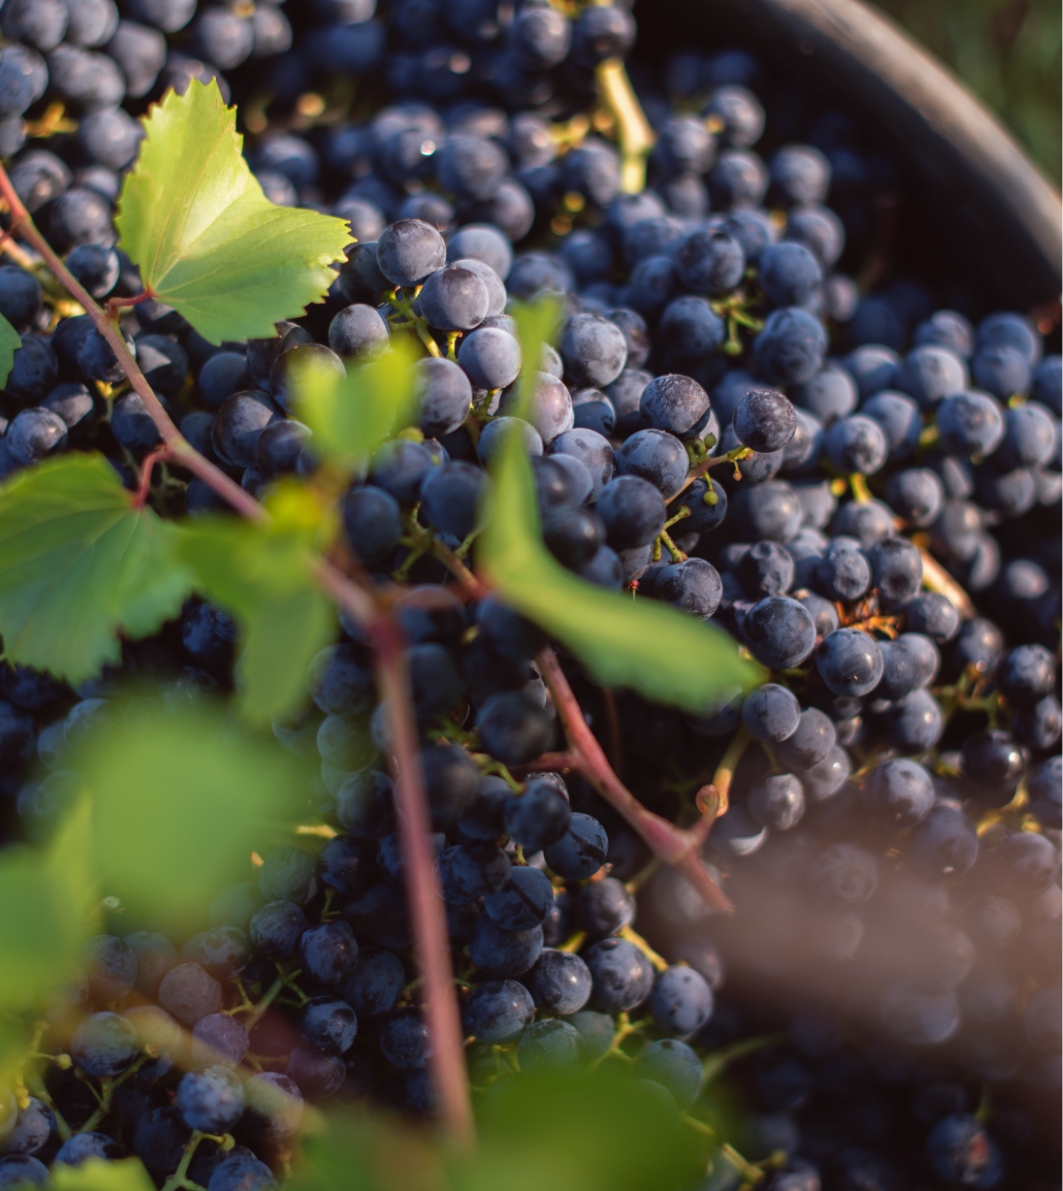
[628,0,1063,1153]
[0,0,1059,1184]
[638,0,1062,308]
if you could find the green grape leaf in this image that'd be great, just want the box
[52,1159,156,1191]
[477,305,761,713]
[0,454,194,683]
[0,312,20,388]
[79,700,310,931]
[292,338,421,472]
[115,79,352,344]
[0,800,98,1012]
[289,1069,704,1191]
[176,490,337,723]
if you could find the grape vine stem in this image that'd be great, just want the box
[536,647,733,912]
[0,160,474,1147]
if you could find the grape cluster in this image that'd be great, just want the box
[0,2,1059,1189]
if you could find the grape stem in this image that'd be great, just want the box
[368,615,475,1148]
[0,160,475,1148]
[595,59,656,194]
[536,647,734,912]
[0,169,268,527]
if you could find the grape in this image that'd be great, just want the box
[547,426,614,495]
[4,406,65,469]
[249,902,307,961]
[769,144,830,206]
[816,629,883,697]
[584,937,653,1013]
[498,371,573,444]
[375,219,447,287]
[464,980,536,1044]
[791,361,857,424]
[3,1098,55,1156]
[158,962,222,1027]
[573,879,634,940]
[595,476,665,550]
[448,224,512,279]
[646,558,722,620]
[342,947,404,1019]
[675,228,745,296]
[996,643,1056,705]
[741,596,817,669]
[753,307,827,385]
[298,920,358,985]
[742,683,800,743]
[468,916,543,979]
[458,325,522,389]
[544,814,608,880]
[71,1011,139,1077]
[328,304,390,361]
[814,537,870,601]
[208,1155,277,1191]
[897,344,968,408]
[758,242,822,307]
[936,391,1006,457]
[866,536,923,604]
[616,428,689,498]
[437,134,508,203]
[638,1039,703,1109]
[0,266,41,330]
[629,377,707,447]
[705,84,765,147]
[175,1066,246,1133]
[560,313,628,388]
[191,1013,250,1070]
[709,148,769,208]
[997,401,1057,469]
[925,1114,1004,1188]
[300,996,358,1055]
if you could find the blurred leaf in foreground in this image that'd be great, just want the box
[177,487,338,724]
[0,799,97,1013]
[289,1069,706,1191]
[77,700,309,931]
[477,304,761,713]
[292,338,420,474]
[52,1159,156,1191]
[0,313,20,388]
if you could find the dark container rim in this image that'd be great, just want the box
[635,0,1062,311]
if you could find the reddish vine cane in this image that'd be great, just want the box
[0,160,733,1144]
[0,165,479,1144]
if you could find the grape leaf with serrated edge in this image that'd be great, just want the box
[115,79,351,344]
[0,454,193,683]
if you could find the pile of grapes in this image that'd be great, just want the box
[0,1,1058,1189]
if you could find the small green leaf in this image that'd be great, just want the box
[0,454,194,683]
[176,497,337,723]
[79,701,309,931]
[293,338,421,472]
[0,312,21,388]
[52,1158,156,1191]
[0,800,97,1012]
[477,308,761,713]
[115,79,351,344]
